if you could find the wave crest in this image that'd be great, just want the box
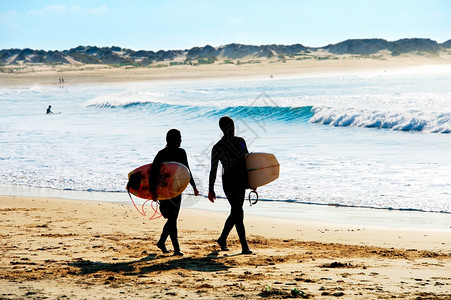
[86,96,314,122]
[84,91,450,133]
[84,90,156,108]
[311,107,451,133]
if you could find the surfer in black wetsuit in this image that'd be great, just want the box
[208,116,252,254]
[149,129,199,256]
[46,105,53,114]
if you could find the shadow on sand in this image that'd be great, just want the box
[69,253,230,276]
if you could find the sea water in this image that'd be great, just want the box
[1,65,450,228]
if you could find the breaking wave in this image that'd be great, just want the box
[85,92,451,133]
[85,97,314,122]
[311,107,451,133]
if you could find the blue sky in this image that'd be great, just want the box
[1,0,450,51]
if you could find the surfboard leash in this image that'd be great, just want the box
[248,189,259,206]
[127,190,162,220]
[148,200,162,220]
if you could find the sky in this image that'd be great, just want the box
[1,0,450,51]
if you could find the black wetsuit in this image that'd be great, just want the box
[209,136,250,250]
[149,146,196,252]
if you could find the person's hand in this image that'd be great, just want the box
[208,191,216,203]
[193,188,199,196]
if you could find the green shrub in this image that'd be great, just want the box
[197,58,215,64]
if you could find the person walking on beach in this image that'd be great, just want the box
[149,129,199,256]
[208,116,253,254]
[46,105,53,114]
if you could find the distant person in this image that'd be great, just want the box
[208,116,253,254]
[46,105,53,114]
[149,129,199,256]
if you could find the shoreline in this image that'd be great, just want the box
[2,55,451,88]
[1,195,450,299]
[1,185,450,232]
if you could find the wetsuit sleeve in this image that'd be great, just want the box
[209,145,220,193]
[149,151,163,195]
[240,137,249,156]
[180,149,197,190]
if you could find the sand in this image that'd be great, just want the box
[1,52,451,88]
[0,196,450,299]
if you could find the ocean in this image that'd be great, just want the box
[1,65,450,228]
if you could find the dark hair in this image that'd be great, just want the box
[166,129,181,147]
[219,116,234,133]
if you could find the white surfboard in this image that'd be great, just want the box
[245,152,279,189]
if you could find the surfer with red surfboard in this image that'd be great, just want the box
[150,129,199,256]
[208,116,253,255]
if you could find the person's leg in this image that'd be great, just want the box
[157,221,171,253]
[217,213,234,250]
[168,196,183,255]
[229,188,250,252]
[168,217,180,252]
[217,179,236,250]
[220,182,250,252]
[157,201,171,253]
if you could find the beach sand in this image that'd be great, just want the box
[1,53,451,88]
[1,196,450,299]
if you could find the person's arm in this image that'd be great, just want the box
[239,137,249,156]
[181,150,199,196]
[208,145,219,203]
[239,137,254,190]
[149,151,163,200]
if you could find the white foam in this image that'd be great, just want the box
[311,107,451,133]
[84,90,157,107]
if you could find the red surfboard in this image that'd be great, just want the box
[126,162,190,200]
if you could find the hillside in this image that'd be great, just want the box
[1,38,450,67]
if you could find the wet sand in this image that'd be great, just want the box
[1,196,450,299]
